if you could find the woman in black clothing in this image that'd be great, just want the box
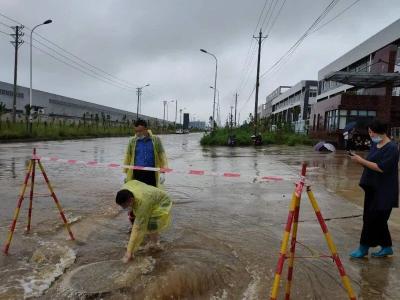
[349,120,399,258]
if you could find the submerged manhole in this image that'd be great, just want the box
[60,258,154,296]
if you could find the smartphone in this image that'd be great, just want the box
[347,151,354,156]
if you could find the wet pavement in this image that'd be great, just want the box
[0,133,399,299]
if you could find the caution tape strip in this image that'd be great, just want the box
[34,155,302,182]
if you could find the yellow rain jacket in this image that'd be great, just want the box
[123,130,168,187]
[123,180,172,254]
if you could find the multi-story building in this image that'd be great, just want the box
[268,81,318,132]
[189,121,206,130]
[310,18,400,146]
[0,81,165,126]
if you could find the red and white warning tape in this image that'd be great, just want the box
[33,155,297,182]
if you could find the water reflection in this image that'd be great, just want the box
[358,261,391,299]
[11,157,16,178]
[0,137,399,299]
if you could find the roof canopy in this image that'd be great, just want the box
[324,71,400,88]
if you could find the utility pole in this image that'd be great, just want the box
[217,91,220,126]
[136,87,142,119]
[253,30,267,137]
[163,100,167,130]
[175,100,178,129]
[10,25,24,123]
[230,106,233,130]
[234,93,238,127]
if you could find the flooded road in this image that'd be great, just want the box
[0,133,399,299]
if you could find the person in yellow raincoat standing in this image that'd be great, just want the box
[116,180,172,263]
[123,119,168,188]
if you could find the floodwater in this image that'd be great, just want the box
[0,133,399,299]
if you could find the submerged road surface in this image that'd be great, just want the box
[0,133,399,299]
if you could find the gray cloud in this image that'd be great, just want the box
[0,0,399,123]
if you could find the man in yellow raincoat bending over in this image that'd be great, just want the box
[116,180,172,263]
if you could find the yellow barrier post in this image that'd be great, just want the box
[306,186,356,300]
[269,164,356,300]
[3,148,75,255]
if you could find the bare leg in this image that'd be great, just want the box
[149,233,160,245]
[146,233,161,251]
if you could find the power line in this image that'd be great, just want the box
[237,0,288,96]
[236,0,271,92]
[0,20,12,28]
[312,0,361,33]
[24,31,138,91]
[27,41,137,92]
[239,0,341,113]
[265,0,287,35]
[238,45,258,93]
[0,29,9,36]
[260,0,279,33]
[253,0,271,36]
[259,0,340,80]
[0,11,142,90]
[30,30,141,88]
[0,12,22,26]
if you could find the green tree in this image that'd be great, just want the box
[82,112,87,127]
[0,102,6,130]
[292,106,301,122]
[106,114,111,127]
[101,112,106,129]
[95,113,99,127]
[24,104,31,131]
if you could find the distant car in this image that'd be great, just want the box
[175,129,183,134]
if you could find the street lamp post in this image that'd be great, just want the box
[179,107,186,129]
[200,49,217,131]
[173,100,178,129]
[136,84,150,119]
[163,100,167,130]
[30,19,52,133]
[210,86,220,126]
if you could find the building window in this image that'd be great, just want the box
[338,110,377,129]
[0,89,24,98]
[392,45,400,96]
[325,109,339,132]
[309,89,317,98]
[339,110,348,130]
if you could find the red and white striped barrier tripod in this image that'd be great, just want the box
[3,148,75,255]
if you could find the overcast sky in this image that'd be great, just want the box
[0,0,399,124]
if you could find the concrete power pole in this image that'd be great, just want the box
[230,106,233,130]
[10,25,24,123]
[175,100,178,129]
[234,93,238,127]
[253,30,267,137]
[136,87,142,119]
[163,100,167,130]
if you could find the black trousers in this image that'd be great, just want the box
[133,170,156,187]
[360,188,392,247]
